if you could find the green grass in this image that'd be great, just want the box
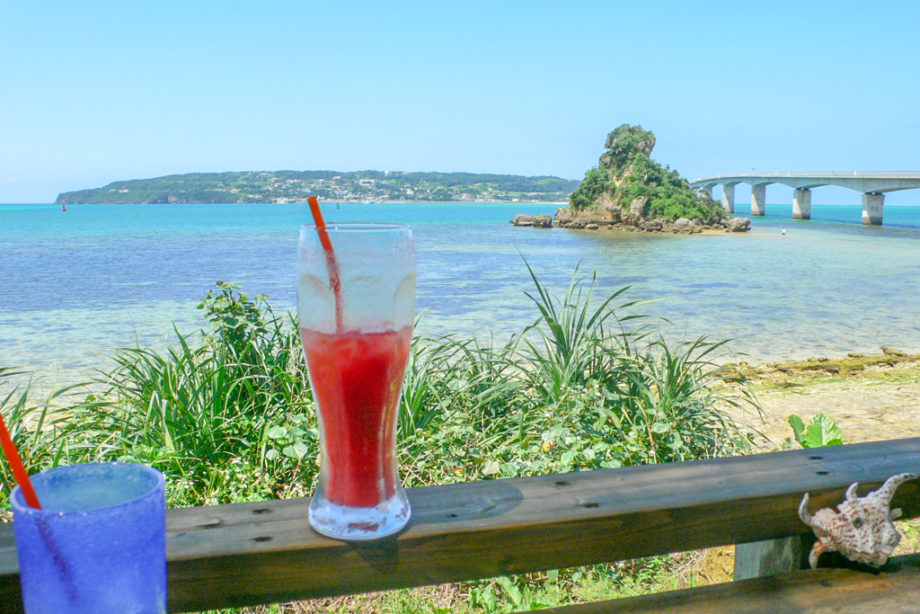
[1,267,760,611]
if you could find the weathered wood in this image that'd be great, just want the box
[533,553,920,613]
[1,438,918,612]
[734,534,813,580]
[0,527,19,614]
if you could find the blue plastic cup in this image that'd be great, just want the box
[11,462,166,613]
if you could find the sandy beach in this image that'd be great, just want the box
[747,379,920,447]
[725,352,920,448]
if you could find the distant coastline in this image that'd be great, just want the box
[46,200,573,206]
[56,170,579,205]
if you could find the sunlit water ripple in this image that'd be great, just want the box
[2,201,920,389]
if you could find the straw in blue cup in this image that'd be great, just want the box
[11,462,166,613]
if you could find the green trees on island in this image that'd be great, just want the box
[569,125,725,225]
[55,171,580,204]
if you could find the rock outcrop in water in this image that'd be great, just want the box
[512,125,749,233]
[511,214,553,228]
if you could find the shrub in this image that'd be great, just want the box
[3,267,757,503]
[1,266,761,612]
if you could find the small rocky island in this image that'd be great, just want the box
[513,125,750,233]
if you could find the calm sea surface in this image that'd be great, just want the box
[3,201,920,388]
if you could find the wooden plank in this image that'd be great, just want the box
[734,535,812,580]
[1,438,919,612]
[0,526,20,614]
[533,553,920,614]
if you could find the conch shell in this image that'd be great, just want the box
[799,473,918,568]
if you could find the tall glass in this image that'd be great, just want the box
[11,462,167,613]
[297,223,415,540]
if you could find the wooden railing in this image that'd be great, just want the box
[2,438,920,613]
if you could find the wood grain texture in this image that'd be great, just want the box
[535,553,920,614]
[1,438,918,612]
[734,534,813,580]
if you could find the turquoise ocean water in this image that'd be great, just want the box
[2,201,920,388]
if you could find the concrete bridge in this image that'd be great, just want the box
[690,172,920,225]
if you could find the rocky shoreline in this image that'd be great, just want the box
[512,206,752,234]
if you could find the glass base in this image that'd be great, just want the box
[309,490,411,541]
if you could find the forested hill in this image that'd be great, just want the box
[56,171,580,204]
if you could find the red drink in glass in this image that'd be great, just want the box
[298,223,415,540]
[300,326,411,507]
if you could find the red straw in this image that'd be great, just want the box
[307,196,333,254]
[0,412,42,509]
[307,196,344,333]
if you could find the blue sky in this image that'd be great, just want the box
[2,1,919,204]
